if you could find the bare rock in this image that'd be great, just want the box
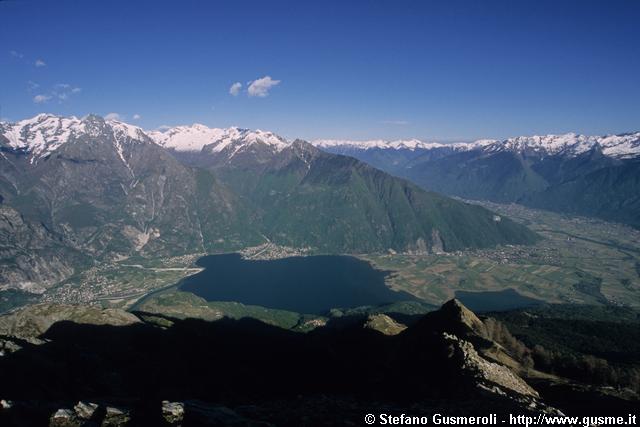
[74,401,99,420]
[162,400,184,425]
[102,406,130,426]
[49,408,80,427]
[443,332,538,398]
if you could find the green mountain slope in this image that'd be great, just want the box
[525,159,640,228]
[405,149,549,202]
[208,141,539,253]
[325,141,640,229]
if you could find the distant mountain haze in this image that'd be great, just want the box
[314,133,640,228]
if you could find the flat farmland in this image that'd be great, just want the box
[363,202,640,308]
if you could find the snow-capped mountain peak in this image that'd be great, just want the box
[107,119,149,142]
[3,114,639,164]
[493,132,640,159]
[148,124,290,154]
[591,132,640,159]
[1,114,84,162]
[499,133,596,156]
[312,138,503,153]
[0,114,150,164]
[313,138,446,151]
[312,132,640,159]
[0,114,294,166]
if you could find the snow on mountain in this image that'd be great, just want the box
[498,133,597,157]
[312,133,640,159]
[312,138,498,153]
[0,114,85,162]
[107,120,150,175]
[496,132,640,158]
[0,115,292,166]
[148,125,289,154]
[147,124,228,152]
[599,133,640,159]
[2,114,638,163]
[313,139,448,151]
[0,114,150,164]
[109,119,149,143]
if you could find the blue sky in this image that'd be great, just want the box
[1,0,639,141]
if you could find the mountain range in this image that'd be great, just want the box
[315,133,640,228]
[0,114,536,292]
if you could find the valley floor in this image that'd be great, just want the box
[3,202,639,314]
[364,201,640,309]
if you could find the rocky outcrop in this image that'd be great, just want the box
[73,401,99,421]
[0,303,140,341]
[442,332,538,398]
[363,314,407,335]
[397,298,555,410]
[413,298,488,340]
[47,402,130,427]
[102,406,131,426]
[49,408,78,427]
[431,229,445,254]
[162,401,184,425]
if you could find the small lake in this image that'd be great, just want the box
[455,288,543,312]
[179,254,417,314]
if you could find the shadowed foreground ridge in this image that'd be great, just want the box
[0,300,635,426]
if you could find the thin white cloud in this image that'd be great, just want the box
[105,112,122,121]
[157,125,172,131]
[27,81,40,92]
[132,114,141,120]
[35,59,46,67]
[247,76,280,97]
[382,120,410,125]
[229,82,242,96]
[53,89,79,101]
[33,94,52,104]
[9,50,24,59]
[36,83,82,102]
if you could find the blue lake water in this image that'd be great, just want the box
[179,254,417,314]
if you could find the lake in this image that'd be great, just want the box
[179,254,417,314]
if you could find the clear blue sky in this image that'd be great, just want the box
[1,0,639,141]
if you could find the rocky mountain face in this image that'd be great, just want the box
[0,114,259,256]
[0,115,263,291]
[0,299,570,426]
[0,205,85,293]
[315,133,640,228]
[0,115,538,292]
